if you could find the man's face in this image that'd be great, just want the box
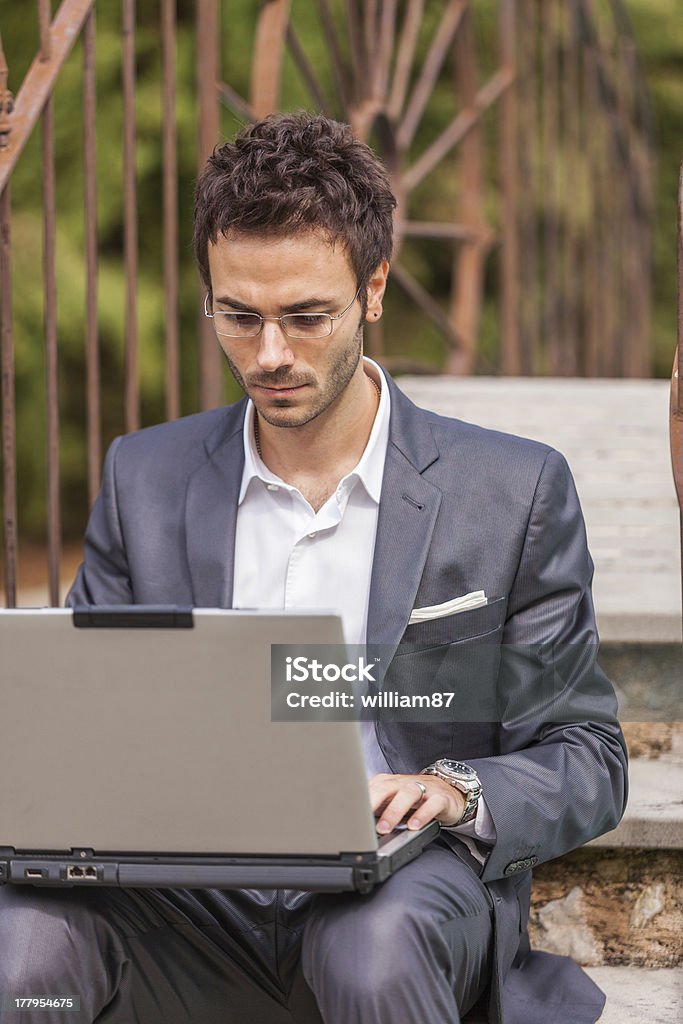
[207,230,385,429]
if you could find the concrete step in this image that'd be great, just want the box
[589,735,683,850]
[587,967,683,1023]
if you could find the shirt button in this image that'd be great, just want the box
[266,483,279,492]
[308,532,317,539]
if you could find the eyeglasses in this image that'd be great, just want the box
[204,287,362,340]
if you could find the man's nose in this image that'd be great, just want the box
[255,320,295,372]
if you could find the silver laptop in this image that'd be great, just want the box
[0,607,438,894]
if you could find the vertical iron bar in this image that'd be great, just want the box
[83,8,100,504]
[40,0,61,606]
[373,0,397,103]
[162,0,179,421]
[0,186,16,607]
[679,161,683,418]
[196,0,222,410]
[251,0,291,119]
[541,0,560,375]
[499,0,519,375]
[517,0,538,374]
[563,1,580,375]
[388,0,425,122]
[583,40,599,376]
[122,0,139,432]
[677,162,683,619]
[446,6,484,377]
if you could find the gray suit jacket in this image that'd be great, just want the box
[68,373,627,1024]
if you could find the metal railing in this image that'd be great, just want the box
[0,1,657,609]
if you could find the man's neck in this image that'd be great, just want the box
[254,368,381,511]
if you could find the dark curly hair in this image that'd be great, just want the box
[193,112,396,309]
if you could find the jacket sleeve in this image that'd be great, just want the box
[66,437,134,607]
[468,449,628,882]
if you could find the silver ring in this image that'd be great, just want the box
[414,781,427,800]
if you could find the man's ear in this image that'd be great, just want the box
[365,261,390,322]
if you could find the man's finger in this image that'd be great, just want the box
[375,781,434,834]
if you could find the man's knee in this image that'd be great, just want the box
[0,885,117,995]
[301,866,493,1014]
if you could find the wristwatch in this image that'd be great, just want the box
[421,760,482,825]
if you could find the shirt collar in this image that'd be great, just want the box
[239,357,390,505]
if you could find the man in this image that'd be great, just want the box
[0,113,627,1024]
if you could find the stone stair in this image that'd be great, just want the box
[586,967,683,1023]
[398,377,683,1022]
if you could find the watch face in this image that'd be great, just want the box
[441,759,475,777]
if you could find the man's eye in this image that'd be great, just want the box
[224,312,257,326]
[293,314,327,326]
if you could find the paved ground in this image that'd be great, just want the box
[398,377,682,642]
[587,967,683,1023]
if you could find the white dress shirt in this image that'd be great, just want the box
[232,359,494,861]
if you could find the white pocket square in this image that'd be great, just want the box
[408,590,487,625]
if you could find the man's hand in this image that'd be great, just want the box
[369,773,466,834]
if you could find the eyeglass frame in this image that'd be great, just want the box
[203,285,363,340]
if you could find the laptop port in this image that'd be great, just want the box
[66,864,99,881]
[24,868,44,879]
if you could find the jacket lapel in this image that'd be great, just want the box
[184,401,247,608]
[366,379,442,659]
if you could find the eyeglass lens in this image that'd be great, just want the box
[212,312,333,339]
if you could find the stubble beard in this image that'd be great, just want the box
[224,325,364,429]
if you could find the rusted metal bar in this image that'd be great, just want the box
[516,0,538,374]
[400,221,489,242]
[343,0,364,103]
[0,0,95,194]
[162,0,180,421]
[499,0,520,376]
[387,0,425,121]
[251,0,291,119]
[0,185,16,607]
[446,6,487,376]
[122,0,139,433]
[372,0,397,103]
[363,0,378,70]
[285,25,330,113]
[678,161,683,419]
[404,67,514,192]
[672,161,683,620]
[0,34,14,152]
[217,81,255,123]
[39,1,53,59]
[540,0,560,375]
[397,0,466,152]
[40,0,61,607]
[315,0,349,116]
[83,9,100,505]
[583,39,600,376]
[562,0,580,376]
[196,0,222,411]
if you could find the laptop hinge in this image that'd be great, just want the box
[72,606,194,629]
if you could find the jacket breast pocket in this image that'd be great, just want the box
[377,598,507,725]
[397,595,507,651]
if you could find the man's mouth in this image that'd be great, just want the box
[252,382,311,395]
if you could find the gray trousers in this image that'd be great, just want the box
[0,839,493,1023]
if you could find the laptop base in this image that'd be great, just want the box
[0,823,439,895]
